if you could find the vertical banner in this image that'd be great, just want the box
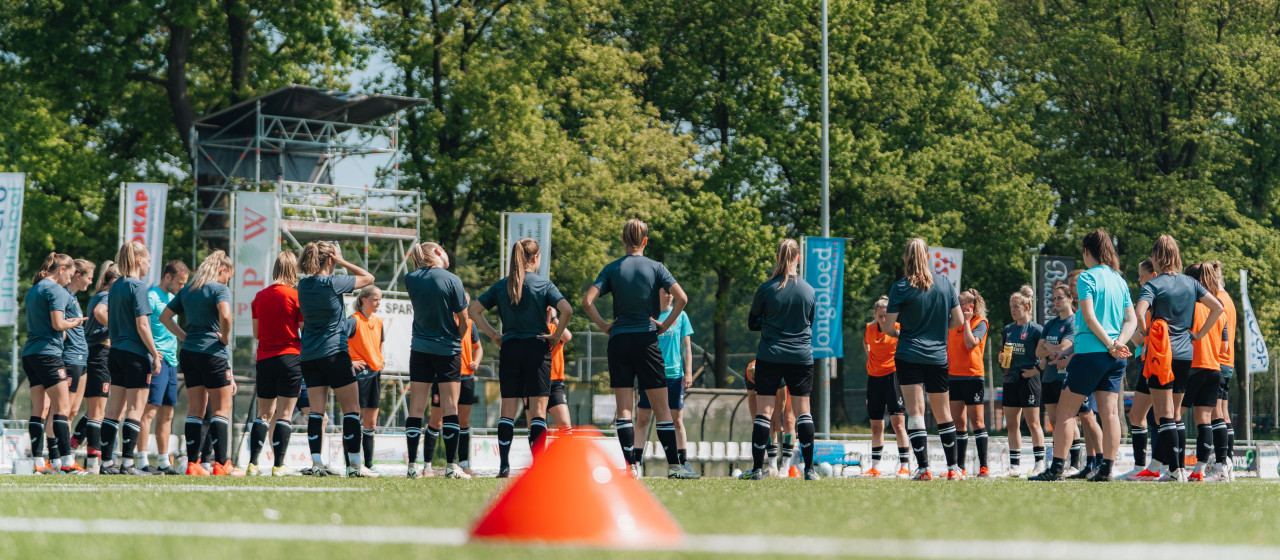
[233,193,279,336]
[804,237,845,359]
[502,212,552,278]
[1242,270,1269,373]
[928,246,963,293]
[1035,256,1075,325]
[0,173,25,327]
[120,183,169,287]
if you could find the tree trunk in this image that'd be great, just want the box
[713,268,732,388]
[165,24,196,154]
[225,0,250,102]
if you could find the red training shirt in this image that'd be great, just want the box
[252,284,302,361]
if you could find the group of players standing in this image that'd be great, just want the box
[859,230,1238,482]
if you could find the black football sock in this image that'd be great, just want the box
[342,413,361,466]
[615,418,635,465]
[955,431,968,471]
[1130,426,1148,467]
[362,428,375,468]
[28,416,44,461]
[938,422,958,468]
[185,416,204,464]
[73,416,87,447]
[121,419,140,464]
[100,418,119,465]
[458,428,471,463]
[248,419,268,465]
[1212,419,1229,464]
[1227,423,1236,456]
[910,427,929,469]
[272,420,292,467]
[1156,418,1177,468]
[1009,448,1021,467]
[1033,446,1046,466]
[656,421,679,465]
[52,414,72,460]
[423,425,440,464]
[46,435,57,460]
[1070,438,1084,469]
[199,414,213,464]
[306,413,324,461]
[751,415,770,471]
[975,429,989,468]
[898,447,911,466]
[86,419,102,458]
[797,414,816,471]
[1196,424,1213,467]
[210,416,229,465]
[404,417,422,465]
[871,446,883,466]
[1176,422,1187,470]
[528,417,547,452]
[678,448,687,464]
[443,415,461,464]
[497,417,514,473]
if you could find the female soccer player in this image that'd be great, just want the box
[947,289,989,477]
[57,259,94,473]
[865,296,909,478]
[1000,286,1045,477]
[635,287,695,473]
[24,253,88,475]
[546,305,572,428]
[472,238,573,478]
[348,285,385,478]
[582,219,694,479]
[1031,229,1136,482]
[882,238,964,481]
[81,261,118,472]
[1038,285,1083,476]
[738,238,818,481]
[103,242,162,476]
[428,293,484,476]
[249,251,305,477]
[1208,261,1237,481]
[1119,260,1157,481]
[161,250,239,476]
[403,242,469,479]
[1183,262,1225,482]
[1132,235,1222,482]
[296,241,375,477]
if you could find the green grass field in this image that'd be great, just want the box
[3,475,1280,559]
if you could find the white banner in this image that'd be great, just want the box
[0,173,25,327]
[1242,269,1270,374]
[929,246,963,292]
[233,193,279,336]
[503,212,552,278]
[343,296,412,374]
[121,183,169,287]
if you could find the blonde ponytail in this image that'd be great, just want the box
[189,250,233,291]
[33,252,74,283]
[508,238,539,305]
[768,238,801,290]
[410,242,444,269]
[903,238,932,291]
[114,242,149,279]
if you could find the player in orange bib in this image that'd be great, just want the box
[947,289,990,477]
[1182,262,1225,482]
[546,306,573,428]
[348,286,385,478]
[863,296,909,478]
[1208,261,1236,481]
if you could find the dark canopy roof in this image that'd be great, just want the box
[195,84,425,137]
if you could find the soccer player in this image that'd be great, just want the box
[864,296,909,478]
[24,253,89,475]
[428,294,484,475]
[296,242,376,477]
[103,242,162,475]
[57,259,94,473]
[160,250,240,476]
[1208,261,1237,481]
[1000,286,1045,477]
[404,242,469,479]
[348,285,385,478]
[1038,285,1082,475]
[1031,229,1136,482]
[1119,260,1157,481]
[739,238,819,481]
[947,289,989,478]
[1132,235,1222,482]
[81,261,118,473]
[1182,262,1225,482]
[582,219,695,480]
[545,305,571,428]
[882,238,964,481]
[137,260,188,475]
[472,238,573,478]
[635,287,696,475]
[249,251,305,477]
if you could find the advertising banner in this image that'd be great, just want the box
[121,183,169,287]
[929,246,963,293]
[0,173,25,327]
[502,212,552,279]
[232,193,278,335]
[1035,256,1075,325]
[805,237,845,359]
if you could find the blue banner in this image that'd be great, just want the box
[805,237,845,359]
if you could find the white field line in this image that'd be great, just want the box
[0,517,1275,559]
[0,484,365,493]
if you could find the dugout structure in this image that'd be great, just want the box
[191,85,425,301]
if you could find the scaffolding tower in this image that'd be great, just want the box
[190,85,426,296]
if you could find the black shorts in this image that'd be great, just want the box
[108,348,151,390]
[65,364,85,393]
[432,376,477,407]
[358,372,382,409]
[898,360,949,394]
[1185,368,1222,409]
[85,344,111,398]
[1134,365,1150,395]
[301,353,355,390]
[1002,374,1041,408]
[256,354,303,400]
[867,373,905,420]
[949,377,985,406]
[754,360,813,397]
[499,337,552,399]
[608,333,665,391]
[1149,359,1192,394]
[410,351,461,384]
[1042,380,1064,405]
[180,349,232,389]
[549,380,568,408]
[22,354,68,389]
[1219,374,1231,401]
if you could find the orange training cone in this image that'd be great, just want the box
[469,427,684,549]
[788,464,800,478]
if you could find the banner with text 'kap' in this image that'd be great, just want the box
[121,183,168,287]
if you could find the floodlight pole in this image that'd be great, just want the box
[818,0,832,435]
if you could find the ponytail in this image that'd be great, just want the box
[507,238,540,305]
[410,242,444,269]
[1010,285,1034,312]
[622,219,648,250]
[1081,228,1121,272]
[72,259,96,281]
[768,238,801,290]
[33,252,73,283]
[299,241,337,276]
[189,250,233,291]
[114,241,149,279]
[94,261,121,294]
[271,251,299,287]
[903,238,932,291]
